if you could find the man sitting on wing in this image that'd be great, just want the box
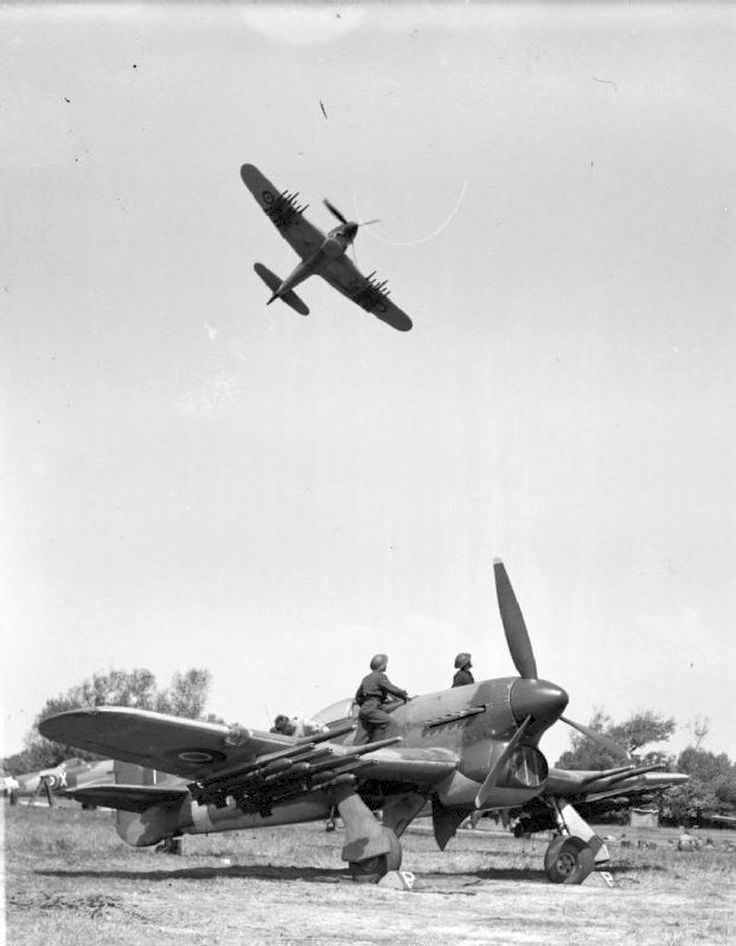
[355,653,409,744]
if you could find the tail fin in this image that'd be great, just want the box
[114,760,185,847]
[253,263,309,316]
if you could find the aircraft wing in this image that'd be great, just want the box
[545,765,689,802]
[240,163,325,261]
[355,746,457,784]
[41,707,458,817]
[319,256,413,332]
[188,742,457,815]
[39,707,300,780]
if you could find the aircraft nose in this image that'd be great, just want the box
[510,678,569,731]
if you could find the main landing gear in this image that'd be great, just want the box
[329,779,402,883]
[542,799,609,884]
[544,836,595,884]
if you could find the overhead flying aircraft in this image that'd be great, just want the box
[240,163,413,332]
[40,559,685,885]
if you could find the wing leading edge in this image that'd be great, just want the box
[39,707,298,780]
[240,163,324,261]
[320,256,413,332]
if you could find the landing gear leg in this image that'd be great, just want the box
[329,780,402,883]
[543,799,607,884]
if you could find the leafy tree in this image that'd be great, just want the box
[690,715,710,750]
[155,668,212,719]
[4,666,216,775]
[715,777,736,808]
[555,708,619,770]
[677,747,732,782]
[661,749,736,826]
[607,710,676,757]
[555,708,676,770]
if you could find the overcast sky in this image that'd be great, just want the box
[2,3,734,767]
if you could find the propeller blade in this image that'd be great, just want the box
[43,778,55,807]
[323,198,348,225]
[357,218,380,227]
[560,716,631,762]
[493,558,538,679]
[475,715,532,808]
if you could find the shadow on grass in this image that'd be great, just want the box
[37,862,550,885]
[37,864,349,884]
[607,863,669,876]
[426,867,547,884]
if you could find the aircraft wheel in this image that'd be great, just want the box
[155,837,182,855]
[544,836,595,885]
[348,829,401,884]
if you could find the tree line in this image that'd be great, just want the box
[3,667,221,774]
[555,708,736,826]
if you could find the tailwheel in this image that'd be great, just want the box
[348,828,402,884]
[544,836,595,884]
[155,837,182,855]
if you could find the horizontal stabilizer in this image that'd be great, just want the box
[66,783,188,813]
[253,263,309,316]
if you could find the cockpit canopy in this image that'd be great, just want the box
[310,697,358,726]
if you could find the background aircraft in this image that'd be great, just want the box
[241,163,413,332]
[40,559,685,885]
[5,758,115,806]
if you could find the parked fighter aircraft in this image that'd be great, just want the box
[40,559,683,885]
[240,163,413,332]
[6,758,115,805]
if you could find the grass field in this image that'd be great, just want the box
[3,800,735,945]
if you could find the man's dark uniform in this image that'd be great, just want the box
[355,666,408,744]
[452,652,474,688]
[452,666,475,687]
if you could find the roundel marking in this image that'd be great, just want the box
[162,747,227,766]
[179,750,216,763]
[262,190,275,205]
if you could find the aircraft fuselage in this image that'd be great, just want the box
[115,675,568,846]
[274,229,352,298]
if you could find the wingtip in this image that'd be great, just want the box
[240,163,257,183]
[493,557,504,566]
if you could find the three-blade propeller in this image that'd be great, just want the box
[323,198,379,232]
